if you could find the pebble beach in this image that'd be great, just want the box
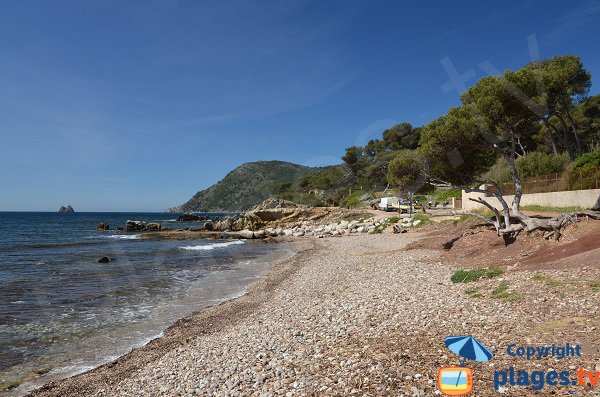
[28,233,600,396]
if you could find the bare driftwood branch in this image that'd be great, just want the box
[466,197,503,235]
[518,211,600,240]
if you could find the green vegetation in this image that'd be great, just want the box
[180,161,317,212]
[590,281,600,293]
[341,122,421,190]
[491,282,520,302]
[386,150,426,193]
[532,274,562,287]
[482,152,571,185]
[339,190,371,208]
[278,164,355,207]
[464,287,482,298]
[521,205,584,213]
[574,150,600,169]
[451,267,503,283]
[411,213,431,227]
[429,188,462,202]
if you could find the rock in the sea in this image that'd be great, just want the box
[176,214,201,222]
[96,223,110,231]
[58,205,75,213]
[145,223,162,231]
[97,256,111,263]
[125,220,146,232]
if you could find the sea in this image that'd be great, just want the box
[0,212,292,396]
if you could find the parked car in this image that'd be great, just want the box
[392,200,421,214]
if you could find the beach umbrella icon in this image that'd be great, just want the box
[444,335,493,364]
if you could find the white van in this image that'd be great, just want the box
[378,197,399,211]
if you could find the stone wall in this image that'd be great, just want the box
[462,188,600,211]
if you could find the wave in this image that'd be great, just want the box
[106,234,142,240]
[84,234,142,240]
[179,240,244,251]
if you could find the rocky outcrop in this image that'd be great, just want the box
[122,221,169,232]
[58,205,74,213]
[97,256,111,263]
[211,199,372,233]
[125,220,146,232]
[145,223,162,231]
[96,223,110,231]
[176,214,201,222]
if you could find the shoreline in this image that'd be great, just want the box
[23,239,316,397]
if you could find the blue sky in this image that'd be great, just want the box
[1,0,600,211]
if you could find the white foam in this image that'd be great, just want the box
[106,234,142,240]
[179,240,244,251]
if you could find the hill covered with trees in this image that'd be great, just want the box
[178,161,317,212]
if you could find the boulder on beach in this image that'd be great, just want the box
[239,230,255,239]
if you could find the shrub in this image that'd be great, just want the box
[481,157,512,183]
[339,190,372,208]
[516,151,570,179]
[387,216,400,224]
[482,152,570,184]
[451,267,503,283]
[574,150,600,169]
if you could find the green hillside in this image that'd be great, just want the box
[178,161,317,212]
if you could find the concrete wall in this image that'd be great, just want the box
[462,188,600,211]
